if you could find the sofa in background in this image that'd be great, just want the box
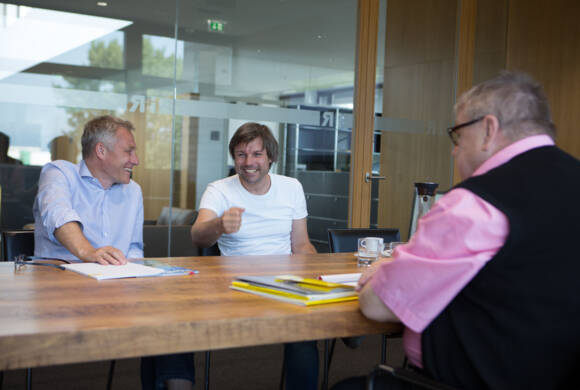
[143,224,199,257]
[143,207,199,257]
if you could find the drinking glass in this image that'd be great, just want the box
[381,241,407,257]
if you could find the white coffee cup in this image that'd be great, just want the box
[357,237,384,266]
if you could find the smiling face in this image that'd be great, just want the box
[99,127,139,187]
[233,137,272,193]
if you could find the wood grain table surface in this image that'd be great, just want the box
[0,253,402,370]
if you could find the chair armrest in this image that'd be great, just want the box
[367,364,458,390]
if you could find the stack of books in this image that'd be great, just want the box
[230,274,357,306]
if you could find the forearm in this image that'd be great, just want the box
[191,218,224,248]
[290,217,316,254]
[54,222,127,264]
[54,221,97,262]
[359,282,401,323]
[292,241,317,254]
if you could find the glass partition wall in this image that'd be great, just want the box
[0,0,358,252]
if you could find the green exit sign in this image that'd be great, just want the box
[208,19,225,33]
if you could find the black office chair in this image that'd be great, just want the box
[325,228,402,389]
[1,230,35,262]
[367,364,458,390]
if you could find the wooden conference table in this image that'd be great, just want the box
[0,253,402,371]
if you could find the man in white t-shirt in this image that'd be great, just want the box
[191,122,319,390]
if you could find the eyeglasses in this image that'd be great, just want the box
[446,116,484,145]
[14,254,70,271]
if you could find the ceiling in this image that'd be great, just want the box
[11,0,360,71]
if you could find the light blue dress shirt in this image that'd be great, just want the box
[33,160,144,261]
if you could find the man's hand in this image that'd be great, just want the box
[55,222,128,265]
[220,207,245,234]
[86,246,128,265]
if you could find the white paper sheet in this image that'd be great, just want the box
[319,273,362,286]
[62,262,164,280]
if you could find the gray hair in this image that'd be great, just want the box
[455,71,555,140]
[81,115,135,159]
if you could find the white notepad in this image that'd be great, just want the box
[319,273,362,286]
[62,262,164,280]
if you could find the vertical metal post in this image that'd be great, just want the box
[204,351,211,390]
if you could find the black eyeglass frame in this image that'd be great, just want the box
[13,254,70,271]
[446,116,485,145]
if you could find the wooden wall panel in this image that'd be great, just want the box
[385,0,457,67]
[506,0,580,158]
[472,0,508,84]
[456,0,477,97]
[126,94,202,221]
[377,0,456,240]
[48,136,78,163]
[126,110,171,221]
[177,93,200,210]
[378,0,580,238]
[350,0,379,228]
[451,0,478,185]
[142,168,172,220]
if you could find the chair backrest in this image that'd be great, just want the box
[327,228,400,253]
[2,230,35,261]
[200,243,220,256]
[143,225,200,257]
[156,207,198,226]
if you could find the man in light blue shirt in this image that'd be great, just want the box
[33,115,143,264]
[33,116,194,390]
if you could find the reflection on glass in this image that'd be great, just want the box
[0,0,358,253]
[0,132,22,165]
[142,35,183,79]
[48,135,78,163]
[0,3,131,79]
[51,31,125,69]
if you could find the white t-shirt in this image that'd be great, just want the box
[199,173,308,256]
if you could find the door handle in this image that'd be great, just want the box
[365,172,386,183]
